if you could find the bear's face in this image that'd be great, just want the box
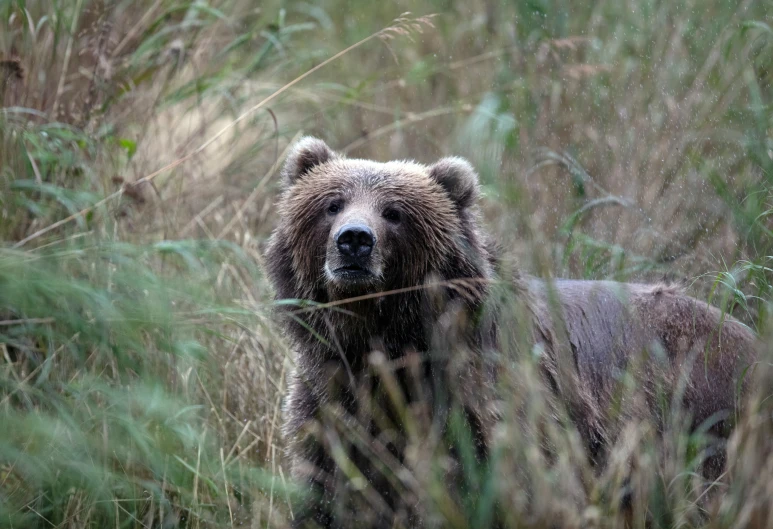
[267,137,483,301]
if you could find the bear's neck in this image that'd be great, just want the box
[293,281,491,375]
[311,292,431,369]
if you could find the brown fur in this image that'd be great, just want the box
[526,279,757,470]
[264,137,758,528]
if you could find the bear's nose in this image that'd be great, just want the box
[336,224,375,258]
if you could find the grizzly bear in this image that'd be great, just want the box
[264,137,758,529]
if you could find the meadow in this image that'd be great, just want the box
[1,0,772,527]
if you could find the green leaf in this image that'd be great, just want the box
[118,138,137,159]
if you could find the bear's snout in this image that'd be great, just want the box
[324,221,381,288]
[335,224,375,259]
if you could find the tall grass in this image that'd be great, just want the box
[1,1,301,526]
[1,0,772,527]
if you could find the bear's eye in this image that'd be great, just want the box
[327,201,341,215]
[383,208,401,223]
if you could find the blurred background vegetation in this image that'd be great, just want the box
[1,0,772,527]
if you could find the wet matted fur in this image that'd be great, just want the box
[264,137,758,528]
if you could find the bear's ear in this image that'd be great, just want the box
[281,136,337,186]
[428,156,480,209]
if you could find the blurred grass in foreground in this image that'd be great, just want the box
[1,0,772,527]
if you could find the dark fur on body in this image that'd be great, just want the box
[264,138,757,528]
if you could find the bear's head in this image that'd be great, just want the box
[265,137,491,304]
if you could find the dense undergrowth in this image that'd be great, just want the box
[1,0,772,527]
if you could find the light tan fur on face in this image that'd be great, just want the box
[275,158,474,300]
